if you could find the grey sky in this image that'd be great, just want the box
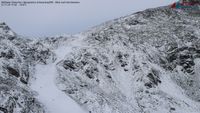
[0,0,175,37]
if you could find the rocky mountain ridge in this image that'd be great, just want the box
[1,7,200,113]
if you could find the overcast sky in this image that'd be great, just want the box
[0,0,175,37]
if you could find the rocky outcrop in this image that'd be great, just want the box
[0,23,56,113]
[56,7,200,113]
[1,6,200,113]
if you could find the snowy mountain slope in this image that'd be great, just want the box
[0,22,86,113]
[1,6,200,113]
[30,43,87,113]
[0,23,46,113]
[55,7,200,113]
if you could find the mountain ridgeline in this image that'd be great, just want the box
[1,7,200,113]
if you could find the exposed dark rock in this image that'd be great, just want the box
[85,67,98,79]
[0,50,15,59]
[170,107,176,111]
[6,67,20,78]
[63,60,76,71]
[0,107,8,113]
[20,77,28,84]
[166,47,200,74]
[145,83,153,89]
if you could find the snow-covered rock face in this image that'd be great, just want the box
[0,22,55,113]
[56,7,200,113]
[0,22,16,40]
[1,7,200,113]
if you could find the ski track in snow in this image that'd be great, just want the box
[30,45,86,113]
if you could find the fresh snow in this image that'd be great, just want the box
[159,69,200,112]
[194,58,200,81]
[30,45,86,113]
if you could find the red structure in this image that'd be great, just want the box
[170,0,200,9]
[171,2,177,8]
[181,1,200,5]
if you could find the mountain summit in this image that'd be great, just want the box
[1,6,200,113]
[0,22,16,39]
